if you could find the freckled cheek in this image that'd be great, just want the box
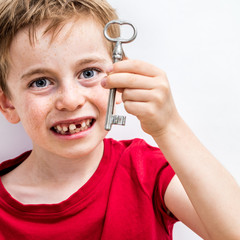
[19,102,50,136]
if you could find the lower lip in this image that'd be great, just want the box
[51,123,95,140]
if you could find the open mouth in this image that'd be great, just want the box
[51,119,95,135]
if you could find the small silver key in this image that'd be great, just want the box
[104,20,137,131]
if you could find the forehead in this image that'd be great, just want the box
[9,17,110,61]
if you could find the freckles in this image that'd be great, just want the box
[21,99,49,126]
[24,108,44,127]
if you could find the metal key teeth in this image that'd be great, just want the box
[111,115,126,125]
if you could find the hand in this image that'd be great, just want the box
[101,59,181,137]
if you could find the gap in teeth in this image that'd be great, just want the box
[53,119,93,135]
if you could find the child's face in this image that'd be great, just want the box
[5,17,113,159]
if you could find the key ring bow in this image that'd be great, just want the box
[104,20,137,63]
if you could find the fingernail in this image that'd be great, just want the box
[101,76,107,87]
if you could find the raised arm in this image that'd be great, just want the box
[102,59,240,240]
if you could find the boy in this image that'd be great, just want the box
[0,0,239,239]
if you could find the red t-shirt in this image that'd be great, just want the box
[0,138,178,239]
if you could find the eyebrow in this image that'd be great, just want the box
[74,57,109,69]
[21,68,52,80]
[21,57,109,80]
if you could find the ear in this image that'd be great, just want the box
[0,89,20,124]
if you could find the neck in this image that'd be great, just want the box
[23,141,104,186]
[1,141,105,204]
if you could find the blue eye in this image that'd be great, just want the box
[80,69,100,79]
[30,78,51,88]
[29,78,51,89]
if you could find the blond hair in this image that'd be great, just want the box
[0,0,119,97]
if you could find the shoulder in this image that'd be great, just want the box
[105,138,175,193]
[104,137,162,154]
[0,151,31,176]
[104,138,167,166]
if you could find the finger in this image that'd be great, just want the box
[122,88,154,102]
[112,59,165,77]
[123,101,153,119]
[105,73,159,89]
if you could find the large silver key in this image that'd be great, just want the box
[104,20,137,131]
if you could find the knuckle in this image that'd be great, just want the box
[151,88,168,109]
[146,106,155,118]
[160,82,170,96]
[155,92,167,106]
[155,77,170,96]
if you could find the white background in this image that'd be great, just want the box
[0,1,240,239]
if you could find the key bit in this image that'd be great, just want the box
[103,20,137,131]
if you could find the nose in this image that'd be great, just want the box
[55,84,86,112]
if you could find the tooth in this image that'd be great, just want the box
[63,126,68,132]
[57,125,62,131]
[54,120,93,135]
[69,124,76,131]
[81,121,86,128]
[86,119,90,126]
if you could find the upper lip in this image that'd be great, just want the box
[51,116,95,128]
